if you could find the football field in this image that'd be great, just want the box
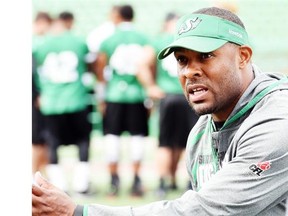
[57,134,189,207]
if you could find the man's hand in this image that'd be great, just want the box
[32,172,77,216]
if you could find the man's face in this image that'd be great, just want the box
[174,43,246,121]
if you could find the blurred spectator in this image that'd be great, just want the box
[86,5,121,128]
[32,12,53,51]
[58,11,74,30]
[86,5,121,56]
[33,11,93,194]
[137,13,199,198]
[95,4,150,197]
[32,11,52,177]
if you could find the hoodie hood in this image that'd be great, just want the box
[225,65,288,123]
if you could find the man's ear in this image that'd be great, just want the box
[239,45,253,69]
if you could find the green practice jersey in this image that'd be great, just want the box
[99,23,149,103]
[32,34,51,93]
[32,34,50,53]
[153,33,183,94]
[33,31,90,115]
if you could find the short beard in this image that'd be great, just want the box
[186,98,218,116]
[190,104,216,116]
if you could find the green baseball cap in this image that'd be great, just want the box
[158,13,250,59]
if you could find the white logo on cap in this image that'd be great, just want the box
[229,29,243,38]
[178,17,202,35]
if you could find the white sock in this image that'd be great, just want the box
[105,134,121,163]
[130,135,145,162]
[72,161,90,193]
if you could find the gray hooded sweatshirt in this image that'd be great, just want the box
[83,66,288,216]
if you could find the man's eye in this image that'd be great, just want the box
[176,56,187,65]
[201,53,213,59]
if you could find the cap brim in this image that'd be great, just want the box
[157,37,228,60]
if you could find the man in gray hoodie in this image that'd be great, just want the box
[32,6,288,216]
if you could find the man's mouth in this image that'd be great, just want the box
[187,85,208,102]
[190,88,207,95]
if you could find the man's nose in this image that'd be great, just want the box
[181,63,202,79]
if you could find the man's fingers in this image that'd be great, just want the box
[32,184,43,196]
[32,193,41,206]
[32,193,50,216]
[34,171,51,189]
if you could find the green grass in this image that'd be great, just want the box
[57,135,190,207]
